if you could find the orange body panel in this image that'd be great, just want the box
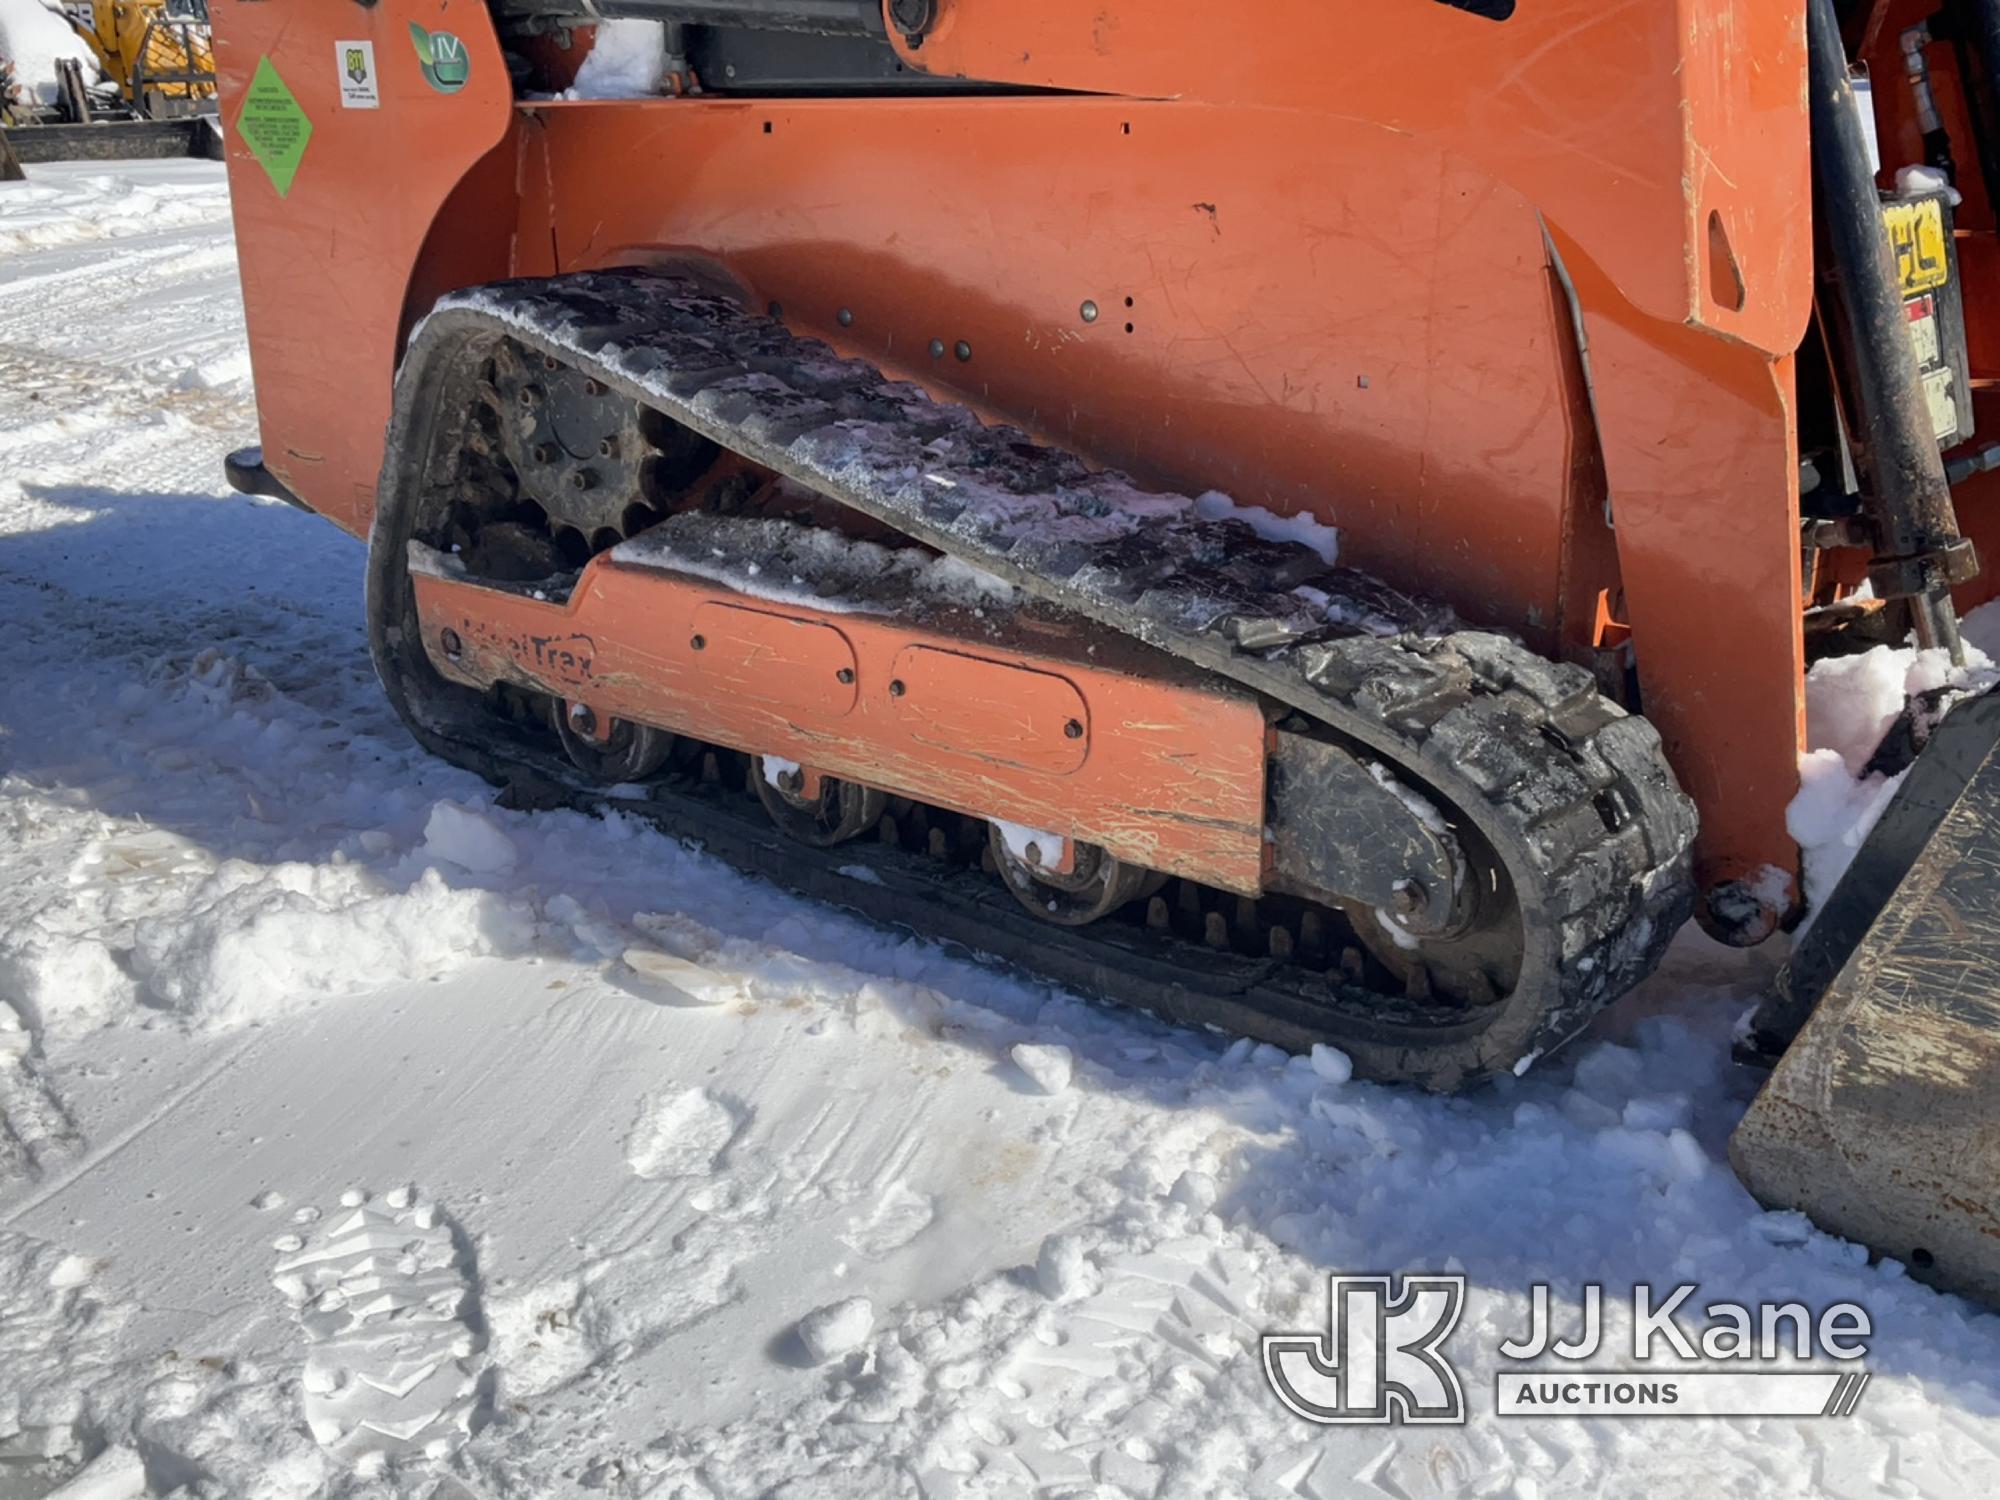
[212,0,1821,934]
[892,0,1811,355]
[521,98,1579,634]
[212,1,513,532]
[412,559,1270,892]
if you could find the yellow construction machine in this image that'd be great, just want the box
[0,0,216,163]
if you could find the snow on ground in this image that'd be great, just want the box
[4,162,2000,1499]
[0,166,235,258]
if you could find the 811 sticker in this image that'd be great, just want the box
[336,40,380,109]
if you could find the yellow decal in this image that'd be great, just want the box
[1883,198,1949,295]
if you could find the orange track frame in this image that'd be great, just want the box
[212,0,1818,940]
[412,557,1270,891]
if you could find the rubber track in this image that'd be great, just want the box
[388,270,1698,1087]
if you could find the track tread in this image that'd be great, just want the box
[382,272,1698,1086]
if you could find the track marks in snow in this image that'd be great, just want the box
[0,1058,78,1185]
[770,1083,934,1215]
[0,341,249,443]
[0,1231,132,1474]
[843,1181,938,1260]
[0,1004,78,1182]
[486,1079,945,1405]
[0,170,230,256]
[1004,1237,1260,1400]
[270,1188,490,1468]
[916,1238,1266,1499]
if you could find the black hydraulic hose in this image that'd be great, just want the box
[1902,23,1958,183]
[497,1,898,38]
[1810,0,1970,659]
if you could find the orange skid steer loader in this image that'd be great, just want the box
[211,0,2000,1305]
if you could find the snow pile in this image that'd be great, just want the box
[624,1085,745,1179]
[1787,630,1999,917]
[1194,488,1340,564]
[795,1296,874,1363]
[1803,643,1968,775]
[0,0,97,107]
[419,800,519,875]
[0,1233,134,1470]
[0,168,234,254]
[1010,1040,1074,1094]
[1308,1042,1353,1085]
[0,843,536,1037]
[0,927,135,1042]
[1789,750,1901,917]
[1033,1230,1099,1302]
[564,20,665,99]
[485,1277,602,1399]
[612,513,1017,615]
[167,345,253,394]
[130,862,533,1029]
[1897,162,1963,207]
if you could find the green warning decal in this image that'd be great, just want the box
[237,56,312,198]
[409,23,471,94]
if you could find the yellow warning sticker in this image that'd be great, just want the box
[1883,198,1949,295]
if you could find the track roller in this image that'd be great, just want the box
[988,824,1161,925]
[554,700,674,783]
[751,756,887,846]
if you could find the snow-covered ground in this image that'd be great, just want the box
[5,161,2000,1500]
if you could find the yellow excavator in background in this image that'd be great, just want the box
[0,0,216,165]
[64,0,215,117]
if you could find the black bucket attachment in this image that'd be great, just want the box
[1732,689,2000,1305]
[0,118,222,165]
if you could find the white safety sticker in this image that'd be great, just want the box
[1907,295,1942,367]
[335,40,380,109]
[1923,365,1959,443]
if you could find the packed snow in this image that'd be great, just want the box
[1008,1041,1075,1095]
[612,513,1018,615]
[1193,488,1341,565]
[757,754,801,792]
[562,20,667,101]
[0,165,233,258]
[1787,632,2000,919]
[1895,163,1963,207]
[992,817,1067,870]
[5,161,2000,1499]
[794,1295,875,1364]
